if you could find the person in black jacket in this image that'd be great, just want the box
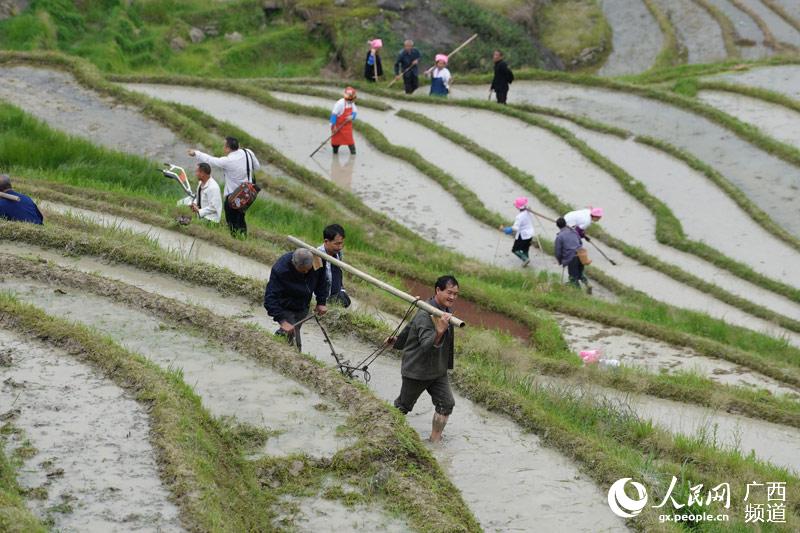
[364,39,383,82]
[394,40,422,94]
[490,50,514,104]
[264,248,329,351]
[318,224,351,308]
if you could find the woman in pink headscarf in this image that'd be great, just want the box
[500,196,535,267]
[365,38,383,82]
[563,207,603,240]
[425,54,451,97]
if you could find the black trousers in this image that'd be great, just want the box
[512,237,532,255]
[394,374,455,416]
[403,74,419,94]
[274,309,309,351]
[495,88,508,104]
[332,144,356,154]
[224,195,247,237]
[567,256,585,286]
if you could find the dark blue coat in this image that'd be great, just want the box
[0,190,43,225]
[264,252,329,323]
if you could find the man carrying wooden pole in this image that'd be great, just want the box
[288,236,464,442]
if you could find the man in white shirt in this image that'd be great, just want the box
[188,136,260,236]
[191,162,222,223]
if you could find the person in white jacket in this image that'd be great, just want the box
[563,207,603,240]
[501,196,535,267]
[191,163,222,223]
[188,136,260,236]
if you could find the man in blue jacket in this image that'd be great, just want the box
[264,248,329,351]
[554,216,589,292]
[0,175,43,225]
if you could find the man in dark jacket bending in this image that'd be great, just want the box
[490,50,514,104]
[264,248,328,351]
[387,275,459,443]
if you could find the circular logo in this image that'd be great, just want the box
[608,478,648,518]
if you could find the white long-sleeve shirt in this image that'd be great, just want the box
[564,208,593,231]
[512,209,535,240]
[427,67,451,89]
[331,98,358,119]
[194,148,260,197]
[195,177,222,223]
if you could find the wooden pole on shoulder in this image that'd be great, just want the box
[287,235,466,328]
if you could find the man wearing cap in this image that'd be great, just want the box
[394,40,422,94]
[330,87,358,155]
[0,174,43,225]
[426,55,451,97]
[563,207,603,240]
[500,196,535,267]
[364,39,383,82]
[264,248,329,351]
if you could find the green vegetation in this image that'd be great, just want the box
[0,256,481,532]
[696,79,800,114]
[641,0,686,70]
[437,0,543,70]
[691,0,739,59]
[0,292,277,531]
[0,0,332,77]
[537,0,611,70]
[0,445,46,533]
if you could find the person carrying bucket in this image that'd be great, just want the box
[500,196,535,267]
[330,87,358,155]
[364,38,383,82]
[563,206,603,240]
[425,54,451,97]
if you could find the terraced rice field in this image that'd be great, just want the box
[2,37,800,532]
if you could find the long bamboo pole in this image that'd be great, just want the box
[287,236,466,328]
[423,33,479,75]
[0,191,20,202]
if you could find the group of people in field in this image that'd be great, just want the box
[363,38,515,101]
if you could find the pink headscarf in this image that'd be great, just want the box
[590,207,604,218]
[514,196,528,210]
[435,53,448,65]
[370,38,383,49]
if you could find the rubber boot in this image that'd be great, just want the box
[513,250,526,262]
[581,276,593,295]
[348,144,356,155]
[521,252,530,268]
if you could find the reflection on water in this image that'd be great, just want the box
[331,153,355,191]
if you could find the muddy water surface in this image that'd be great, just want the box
[706,64,800,100]
[452,81,800,240]
[539,375,800,475]
[772,0,800,21]
[1,279,353,458]
[42,201,271,281]
[358,95,800,344]
[0,329,183,531]
[121,83,508,266]
[0,66,190,163]
[554,313,800,398]
[746,0,800,47]
[267,89,562,274]
[651,0,728,63]
[598,0,662,76]
[704,0,772,59]
[0,246,627,531]
[300,334,627,532]
[540,116,800,318]
[698,89,800,147]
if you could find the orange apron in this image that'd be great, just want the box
[331,103,354,146]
